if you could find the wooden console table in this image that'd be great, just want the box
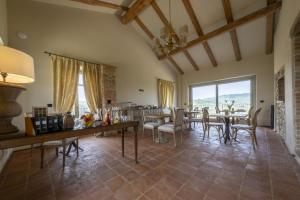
[0,121,139,163]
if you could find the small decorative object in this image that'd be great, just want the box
[80,113,94,127]
[63,112,74,130]
[103,112,111,126]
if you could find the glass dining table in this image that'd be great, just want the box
[210,112,248,144]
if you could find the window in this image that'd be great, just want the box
[73,73,90,118]
[218,80,251,111]
[191,84,216,113]
[190,77,254,113]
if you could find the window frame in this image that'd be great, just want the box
[189,75,256,111]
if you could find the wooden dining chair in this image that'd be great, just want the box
[188,111,203,128]
[236,106,253,125]
[231,108,262,149]
[142,109,162,141]
[157,108,184,147]
[40,137,79,168]
[202,108,224,142]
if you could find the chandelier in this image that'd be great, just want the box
[154,0,189,54]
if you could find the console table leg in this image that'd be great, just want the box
[134,125,138,164]
[122,128,125,157]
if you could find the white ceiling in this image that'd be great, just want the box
[34,0,271,73]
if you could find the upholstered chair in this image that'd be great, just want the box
[231,108,262,149]
[202,108,224,142]
[157,108,184,147]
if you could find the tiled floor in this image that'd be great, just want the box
[1,126,300,200]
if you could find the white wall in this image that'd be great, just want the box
[274,0,300,156]
[0,0,7,44]
[0,0,13,174]
[7,0,177,131]
[181,54,274,126]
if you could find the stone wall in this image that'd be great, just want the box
[275,67,286,139]
[102,65,116,107]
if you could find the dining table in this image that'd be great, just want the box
[210,112,248,144]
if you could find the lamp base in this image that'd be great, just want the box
[0,82,25,136]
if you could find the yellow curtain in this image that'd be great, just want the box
[52,55,80,113]
[82,63,103,113]
[158,79,175,108]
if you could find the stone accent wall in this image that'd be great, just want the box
[275,68,286,139]
[276,101,286,139]
[295,33,300,154]
[102,65,116,107]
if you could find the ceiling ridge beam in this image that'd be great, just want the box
[158,1,282,60]
[182,0,218,67]
[121,0,153,24]
[151,1,200,71]
[70,0,128,11]
[222,0,242,61]
[266,0,276,54]
[134,17,184,74]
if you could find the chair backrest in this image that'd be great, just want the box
[252,108,262,128]
[202,108,209,123]
[247,106,254,125]
[173,108,184,127]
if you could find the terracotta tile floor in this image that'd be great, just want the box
[1,126,300,200]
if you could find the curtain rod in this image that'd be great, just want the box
[157,78,176,84]
[44,51,117,68]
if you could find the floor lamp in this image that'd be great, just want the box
[0,44,35,138]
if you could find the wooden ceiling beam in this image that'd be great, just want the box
[182,0,217,67]
[222,0,242,61]
[121,0,153,24]
[266,0,276,54]
[134,17,184,74]
[158,1,282,59]
[70,0,128,11]
[151,1,199,71]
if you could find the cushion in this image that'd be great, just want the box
[231,124,253,130]
[144,122,161,129]
[158,124,182,133]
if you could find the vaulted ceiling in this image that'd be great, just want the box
[34,0,282,74]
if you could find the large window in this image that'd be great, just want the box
[74,73,90,117]
[190,77,254,113]
[192,84,216,112]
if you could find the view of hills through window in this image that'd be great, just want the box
[192,80,251,113]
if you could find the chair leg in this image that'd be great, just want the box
[250,132,256,150]
[173,132,176,147]
[181,128,183,144]
[40,147,44,169]
[152,129,155,141]
[253,129,258,146]
[63,145,66,167]
[76,139,79,157]
[55,147,59,157]
[202,125,206,140]
[207,126,210,138]
[217,127,221,143]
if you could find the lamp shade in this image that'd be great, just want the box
[0,45,34,83]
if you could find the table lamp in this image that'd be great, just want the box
[0,44,34,137]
